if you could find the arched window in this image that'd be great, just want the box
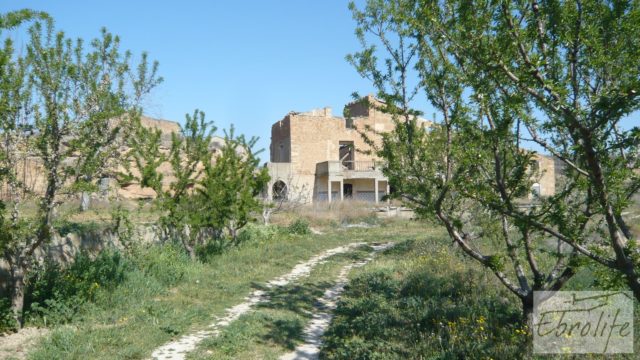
[273,180,288,201]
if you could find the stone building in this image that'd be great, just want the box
[265,95,557,203]
[0,116,227,201]
[265,96,422,203]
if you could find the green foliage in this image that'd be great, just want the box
[130,243,190,287]
[195,240,228,262]
[110,205,135,249]
[0,9,161,325]
[53,219,103,237]
[287,218,311,235]
[19,243,190,327]
[349,0,640,311]
[0,298,17,334]
[322,239,526,360]
[236,223,281,244]
[196,224,282,262]
[128,110,270,257]
[24,251,129,325]
[196,126,271,242]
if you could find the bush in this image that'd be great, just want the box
[321,239,526,360]
[236,223,280,243]
[24,250,129,325]
[131,243,190,287]
[53,220,103,237]
[287,218,311,235]
[195,239,228,262]
[0,298,16,333]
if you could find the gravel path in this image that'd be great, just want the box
[0,327,49,360]
[150,242,369,360]
[279,242,394,360]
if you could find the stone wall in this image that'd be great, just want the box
[533,153,556,197]
[1,116,228,201]
[0,224,162,297]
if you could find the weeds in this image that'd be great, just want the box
[287,219,310,235]
[321,236,528,359]
[23,251,129,326]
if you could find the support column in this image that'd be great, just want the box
[386,182,391,204]
[340,179,344,201]
[374,179,379,204]
[327,178,332,202]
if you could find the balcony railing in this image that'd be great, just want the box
[340,160,378,171]
[316,160,382,176]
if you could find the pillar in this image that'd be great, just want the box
[340,179,344,201]
[386,182,391,204]
[327,178,332,202]
[374,179,379,204]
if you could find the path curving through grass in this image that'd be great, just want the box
[150,242,371,360]
[279,242,394,360]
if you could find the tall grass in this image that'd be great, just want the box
[25,220,422,359]
[321,232,640,359]
[272,200,382,227]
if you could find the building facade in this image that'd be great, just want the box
[265,96,423,203]
[264,95,557,204]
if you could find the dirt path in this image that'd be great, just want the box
[279,242,393,360]
[150,242,370,360]
[0,327,49,360]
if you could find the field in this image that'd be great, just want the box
[1,200,639,359]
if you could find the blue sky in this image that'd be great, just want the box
[2,1,637,160]
[2,1,382,161]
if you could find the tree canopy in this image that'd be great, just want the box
[349,0,640,321]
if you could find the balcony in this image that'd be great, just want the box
[316,160,383,179]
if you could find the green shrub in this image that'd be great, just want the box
[24,250,129,325]
[287,218,310,235]
[236,223,280,243]
[131,243,189,287]
[321,239,526,360]
[53,220,103,237]
[196,239,228,262]
[0,298,16,333]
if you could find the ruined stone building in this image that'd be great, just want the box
[0,116,227,201]
[265,95,557,203]
[265,96,423,204]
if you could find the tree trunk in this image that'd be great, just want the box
[521,293,534,331]
[181,225,196,260]
[80,191,91,212]
[10,263,26,328]
[262,208,271,226]
[229,227,238,245]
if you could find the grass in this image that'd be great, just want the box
[15,197,161,227]
[187,247,376,360]
[320,230,640,359]
[27,219,426,359]
[20,198,640,359]
[271,200,385,227]
[320,236,525,359]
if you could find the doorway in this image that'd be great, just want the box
[343,183,353,198]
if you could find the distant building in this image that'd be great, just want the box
[265,95,426,203]
[265,95,556,203]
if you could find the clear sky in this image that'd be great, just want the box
[2,1,637,160]
[1,0,382,161]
